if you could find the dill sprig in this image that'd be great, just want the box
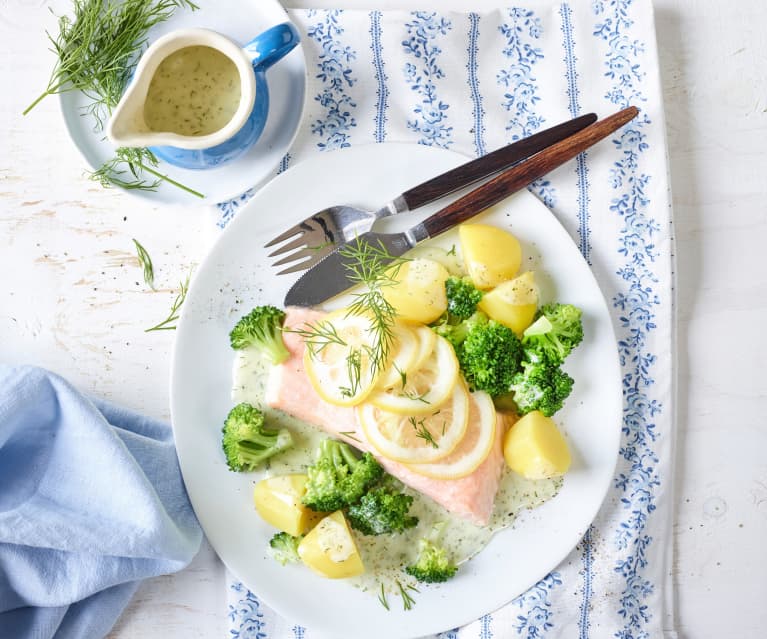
[145,269,191,332]
[24,0,198,119]
[338,238,409,379]
[286,320,347,356]
[90,147,205,198]
[132,237,155,289]
[339,347,364,398]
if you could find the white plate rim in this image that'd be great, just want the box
[57,0,308,206]
[170,143,623,638]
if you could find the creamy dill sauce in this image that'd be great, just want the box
[144,45,241,136]
[232,350,561,597]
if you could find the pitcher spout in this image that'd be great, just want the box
[107,80,154,148]
[106,28,258,152]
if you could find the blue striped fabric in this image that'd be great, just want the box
[222,3,675,638]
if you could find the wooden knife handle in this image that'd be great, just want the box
[419,106,639,239]
[400,113,598,211]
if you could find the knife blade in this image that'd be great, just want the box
[284,106,639,308]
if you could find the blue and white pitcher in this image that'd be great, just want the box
[107,23,300,170]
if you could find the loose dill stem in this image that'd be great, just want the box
[145,269,192,332]
[132,238,155,289]
[396,580,418,611]
[377,583,390,610]
[127,156,205,198]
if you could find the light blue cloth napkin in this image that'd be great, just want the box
[0,365,202,639]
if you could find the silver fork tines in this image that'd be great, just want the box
[266,211,344,272]
[264,220,316,248]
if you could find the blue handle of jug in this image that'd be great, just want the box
[244,22,301,72]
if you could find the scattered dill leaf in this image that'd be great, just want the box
[307,241,334,252]
[408,416,438,449]
[339,347,363,398]
[398,389,430,404]
[145,269,191,332]
[378,583,390,611]
[396,580,418,611]
[446,244,457,256]
[338,431,362,443]
[394,362,407,389]
[132,238,155,289]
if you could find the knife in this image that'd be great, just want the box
[285,106,639,308]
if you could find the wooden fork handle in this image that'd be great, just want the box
[419,106,640,239]
[400,112,598,211]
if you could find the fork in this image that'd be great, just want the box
[264,113,597,274]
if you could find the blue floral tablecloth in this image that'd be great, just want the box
[222,2,676,637]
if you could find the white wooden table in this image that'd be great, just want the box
[1,0,765,637]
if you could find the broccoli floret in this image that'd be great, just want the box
[458,319,523,397]
[444,276,484,321]
[509,358,574,417]
[522,303,584,365]
[405,538,458,583]
[432,310,488,350]
[302,439,384,512]
[347,485,418,536]
[229,305,290,364]
[221,403,294,471]
[268,532,302,565]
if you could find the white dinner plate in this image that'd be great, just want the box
[170,143,622,638]
[58,0,306,205]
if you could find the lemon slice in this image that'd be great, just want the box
[411,325,437,372]
[375,323,419,390]
[303,311,381,407]
[358,381,470,463]
[367,334,458,415]
[405,391,497,479]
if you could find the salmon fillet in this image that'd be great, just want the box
[265,307,506,526]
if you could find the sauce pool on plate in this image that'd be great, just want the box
[232,350,562,595]
[144,45,241,136]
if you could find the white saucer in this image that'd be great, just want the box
[58,0,306,206]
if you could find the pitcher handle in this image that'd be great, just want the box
[244,22,301,72]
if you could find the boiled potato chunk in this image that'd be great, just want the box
[503,410,571,479]
[253,474,322,537]
[479,271,538,334]
[297,511,365,578]
[459,223,521,289]
[381,258,449,323]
